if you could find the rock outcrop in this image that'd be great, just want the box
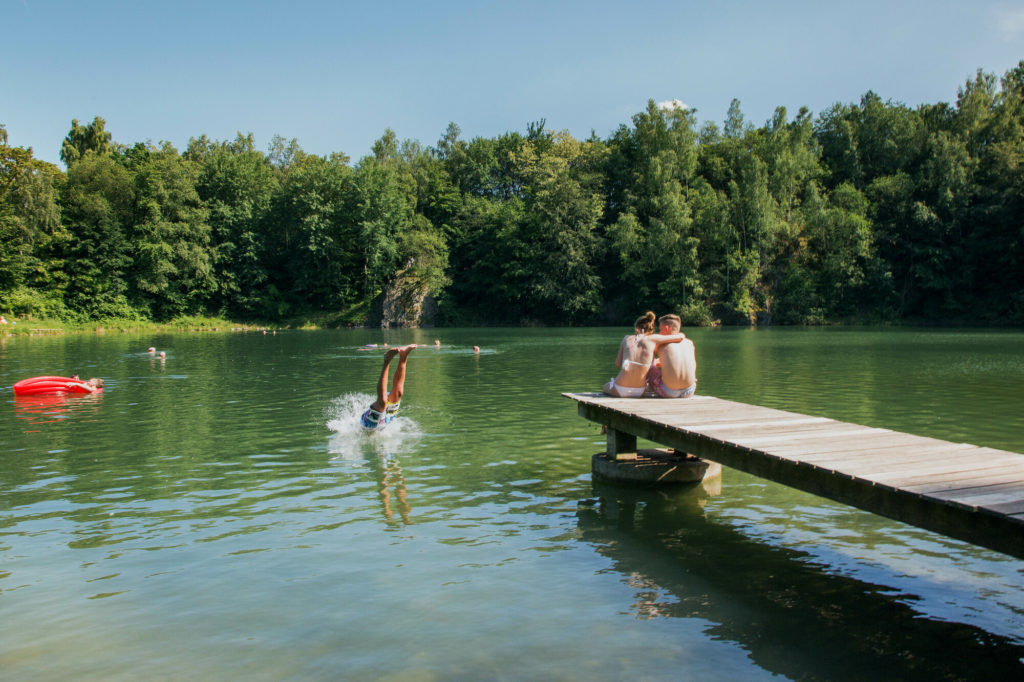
[376,275,438,328]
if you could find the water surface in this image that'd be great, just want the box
[1,328,1022,679]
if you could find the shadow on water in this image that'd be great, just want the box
[577,479,1024,682]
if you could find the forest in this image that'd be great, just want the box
[2,61,1022,327]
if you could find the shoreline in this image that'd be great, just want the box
[2,316,1021,337]
[0,316,281,337]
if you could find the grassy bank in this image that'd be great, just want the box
[0,305,375,337]
[0,315,280,336]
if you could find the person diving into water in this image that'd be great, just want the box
[361,345,416,431]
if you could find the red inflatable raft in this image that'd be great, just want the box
[12,376,102,396]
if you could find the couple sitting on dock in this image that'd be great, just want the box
[602,311,697,399]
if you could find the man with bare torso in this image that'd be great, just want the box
[646,314,697,398]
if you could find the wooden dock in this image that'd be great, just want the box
[564,392,1024,560]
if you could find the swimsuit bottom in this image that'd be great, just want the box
[655,380,696,399]
[609,378,647,398]
[361,401,400,430]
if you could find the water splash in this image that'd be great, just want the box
[325,392,423,461]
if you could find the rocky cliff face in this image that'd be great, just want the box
[376,275,438,328]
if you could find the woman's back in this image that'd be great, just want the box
[617,334,655,386]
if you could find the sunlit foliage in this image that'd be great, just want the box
[2,61,1022,325]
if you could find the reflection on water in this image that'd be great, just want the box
[13,392,104,426]
[0,328,1022,679]
[580,481,1024,680]
[326,392,417,526]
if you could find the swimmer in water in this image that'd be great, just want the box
[76,377,104,392]
[68,375,101,390]
[361,345,416,431]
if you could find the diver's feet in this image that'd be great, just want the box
[398,344,417,358]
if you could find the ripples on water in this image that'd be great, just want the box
[1,329,1023,679]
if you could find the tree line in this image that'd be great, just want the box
[2,62,1022,326]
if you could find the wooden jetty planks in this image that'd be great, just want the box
[891,463,1024,492]
[852,454,1024,480]
[804,444,990,470]
[564,392,1024,560]
[683,416,833,431]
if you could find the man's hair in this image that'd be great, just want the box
[658,314,681,330]
[88,377,104,388]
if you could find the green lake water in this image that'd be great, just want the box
[1,327,1022,680]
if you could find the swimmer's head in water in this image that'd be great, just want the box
[87,377,104,388]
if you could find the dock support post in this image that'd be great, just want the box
[599,423,719,486]
[606,427,637,461]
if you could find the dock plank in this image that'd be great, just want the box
[762,434,943,457]
[564,392,1024,560]
[729,426,893,448]
[806,445,990,469]
[852,452,1024,479]
[890,464,1024,491]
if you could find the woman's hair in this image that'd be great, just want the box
[633,311,656,334]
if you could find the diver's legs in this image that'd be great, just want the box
[374,349,399,410]
[386,345,416,404]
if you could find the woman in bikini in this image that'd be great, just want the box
[602,311,686,398]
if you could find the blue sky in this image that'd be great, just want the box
[4,0,1023,166]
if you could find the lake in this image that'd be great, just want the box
[2,327,1023,679]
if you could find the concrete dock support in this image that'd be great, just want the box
[600,426,721,485]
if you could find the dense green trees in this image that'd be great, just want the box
[0,125,67,316]
[126,143,215,319]
[606,101,700,319]
[1,61,1022,326]
[189,133,280,316]
[60,150,135,317]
